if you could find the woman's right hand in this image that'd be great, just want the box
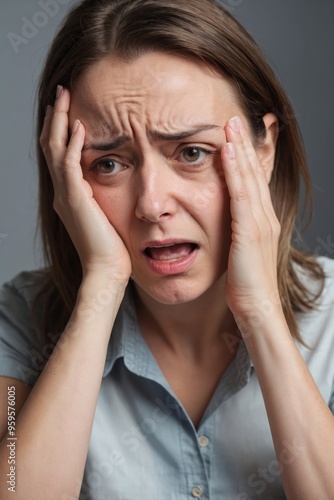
[40,86,132,283]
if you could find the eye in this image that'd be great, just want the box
[179,146,213,165]
[89,158,125,175]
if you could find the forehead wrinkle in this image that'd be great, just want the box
[84,96,223,145]
[81,102,125,143]
[78,82,228,146]
[147,111,211,136]
[83,119,119,148]
[83,122,222,152]
[87,93,146,132]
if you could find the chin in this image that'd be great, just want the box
[131,273,224,306]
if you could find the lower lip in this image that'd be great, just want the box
[143,246,199,275]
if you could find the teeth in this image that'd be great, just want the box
[145,243,196,262]
[150,244,179,248]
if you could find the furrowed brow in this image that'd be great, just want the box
[149,124,221,141]
[82,124,221,152]
[82,135,129,152]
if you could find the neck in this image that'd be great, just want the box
[132,274,238,360]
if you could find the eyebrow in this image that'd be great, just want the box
[82,124,221,152]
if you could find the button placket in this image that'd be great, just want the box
[198,436,209,448]
[191,485,203,498]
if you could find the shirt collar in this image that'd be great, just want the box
[103,282,254,380]
[102,282,168,387]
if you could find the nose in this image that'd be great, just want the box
[135,158,177,223]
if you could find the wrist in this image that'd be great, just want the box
[230,288,283,332]
[81,261,131,285]
[236,306,293,362]
[81,269,129,292]
[234,294,289,338]
[77,272,127,315]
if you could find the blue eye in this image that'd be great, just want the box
[179,147,212,164]
[90,158,124,175]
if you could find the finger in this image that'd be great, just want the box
[48,87,71,173]
[39,104,53,148]
[62,120,89,209]
[40,87,71,185]
[225,117,264,220]
[51,85,70,141]
[239,124,280,232]
[40,105,59,185]
[222,141,260,240]
[226,117,279,229]
[238,123,276,213]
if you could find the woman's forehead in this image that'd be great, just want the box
[72,52,237,105]
[70,52,239,133]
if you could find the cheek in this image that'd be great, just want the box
[89,184,133,237]
[196,180,231,252]
[190,172,228,219]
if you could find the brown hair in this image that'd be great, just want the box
[34,0,324,346]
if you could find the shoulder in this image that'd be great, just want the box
[294,256,334,309]
[293,256,334,347]
[0,269,48,306]
[294,258,334,410]
[0,269,49,330]
[317,256,334,306]
[0,269,49,386]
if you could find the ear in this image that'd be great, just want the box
[256,113,279,183]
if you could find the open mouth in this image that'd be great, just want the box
[144,243,198,262]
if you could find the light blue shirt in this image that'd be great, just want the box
[1,257,334,499]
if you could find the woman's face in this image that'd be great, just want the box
[69,52,250,304]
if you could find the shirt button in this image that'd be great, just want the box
[191,486,203,498]
[198,436,209,447]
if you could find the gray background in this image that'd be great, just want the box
[1,0,333,285]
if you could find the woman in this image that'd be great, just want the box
[0,0,333,498]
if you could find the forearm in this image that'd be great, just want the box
[240,309,334,499]
[0,274,126,500]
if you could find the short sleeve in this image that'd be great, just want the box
[320,257,334,414]
[0,271,46,386]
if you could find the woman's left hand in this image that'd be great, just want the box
[222,116,281,321]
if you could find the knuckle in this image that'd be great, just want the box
[39,136,49,153]
[264,225,274,238]
[64,149,80,169]
[251,227,261,242]
[262,220,281,242]
[235,188,248,202]
[260,219,274,238]
[53,192,68,214]
[48,138,61,151]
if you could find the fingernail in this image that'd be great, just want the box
[225,143,235,158]
[56,85,63,99]
[229,116,242,133]
[73,119,81,134]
